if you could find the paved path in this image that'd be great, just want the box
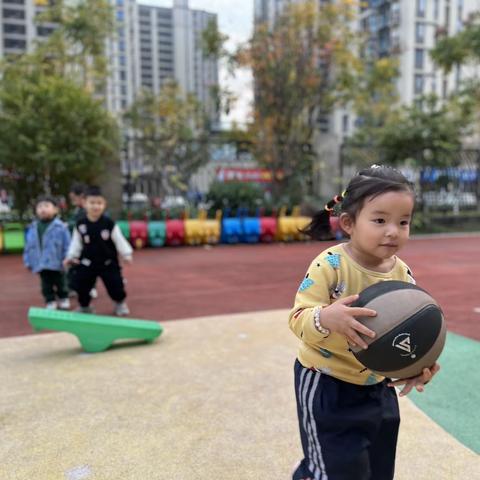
[1,310,478,480]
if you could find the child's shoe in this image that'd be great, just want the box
[114,302,130,316]
[45,301,57,310]
[58,298,71,310]
[76,306,94,314]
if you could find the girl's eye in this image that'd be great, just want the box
[400,220,410,226]
[373,218,385,224]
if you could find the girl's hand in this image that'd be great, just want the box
[388,363,440,397]
[320,294,377,349]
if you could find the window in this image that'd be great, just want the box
[434,0,439,20]
[4,0,25,4]
[415,49,424,69]
[415,23,425,43]
[4,23,26,34]
[416,0,426,18]
[2,8,25,19]
[116,10,124,22]
[342,114,349,133]
[414,74,424,94]
[37,26,54,36]
[3,38,26,49]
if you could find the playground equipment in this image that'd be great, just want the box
[116,220,130,242]
[276,207,298,242]
[28,307,163,353]
[220,209,243,244]
[201,210,222,245]
[239,208,261,244]
[2,206,319,254]
[329,216,344,240]
[291,206,311,241]
[129,220,148,249]
[184,209,205,246]
[148,221,166,247]
[2,223,25,253]
[165,219,185,246]
[259,216,277,243]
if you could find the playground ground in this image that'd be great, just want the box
[1,234,479,479]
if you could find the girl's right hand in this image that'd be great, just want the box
[320,294,377,349]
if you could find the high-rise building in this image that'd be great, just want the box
[0,0,219,122]
[137,0,219,126]
[360,0,480,109]
[254,0,480,137]
[253,0,480,196]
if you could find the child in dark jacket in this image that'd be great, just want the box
[24,196,72,309]
[64,186,133,316]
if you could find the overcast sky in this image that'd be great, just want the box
[139,0,254,127]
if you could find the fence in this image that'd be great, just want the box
[339,145,480,213]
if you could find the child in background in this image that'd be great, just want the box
[64,186,133,316]
[24,196,71,310]
[289,165,440,480]
[67,182,86,231]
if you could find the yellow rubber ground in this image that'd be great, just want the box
[1,310,478,479]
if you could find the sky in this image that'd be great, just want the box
[139,0,254,127]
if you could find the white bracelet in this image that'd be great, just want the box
[313,306,330,336]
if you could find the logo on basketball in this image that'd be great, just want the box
[392,333,417,359]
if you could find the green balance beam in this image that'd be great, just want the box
[28,307,163,353]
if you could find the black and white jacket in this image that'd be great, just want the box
[66,215,133,268]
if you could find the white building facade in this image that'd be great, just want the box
[0,0,219,121]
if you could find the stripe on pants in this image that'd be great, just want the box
[299,368,328,480]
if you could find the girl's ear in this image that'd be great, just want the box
[339,212,354,236]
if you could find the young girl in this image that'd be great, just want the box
[289,165,440,480]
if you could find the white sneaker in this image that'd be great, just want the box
[58,298,71,310]
[90,288,98,299]
[114,302,130,316]
[45,301,57,310]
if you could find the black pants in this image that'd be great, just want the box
[74,264,126,307]
[39,270,68,303]
[67,265,78,292]
[293,360,400,480]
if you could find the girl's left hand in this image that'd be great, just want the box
[388,363,440,397]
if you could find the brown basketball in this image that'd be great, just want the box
[351,280,446,379]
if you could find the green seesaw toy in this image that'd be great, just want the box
[28,307,163,353]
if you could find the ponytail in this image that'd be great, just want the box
[301,194,343,240]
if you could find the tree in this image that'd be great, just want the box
[236,0,392,202]
[430,13,480,73]
[30,0,116,89]
[344,94,474,168]
[124,82,210,197]
[0,68,119,215]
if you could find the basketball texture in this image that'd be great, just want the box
[351,280,446,379]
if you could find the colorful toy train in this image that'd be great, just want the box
[0,210,342,253]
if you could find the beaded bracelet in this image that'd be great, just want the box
[313,306,330,336]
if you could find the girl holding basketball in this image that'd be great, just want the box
[289,165,440,480]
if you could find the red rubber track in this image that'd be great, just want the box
[1,235,479,340]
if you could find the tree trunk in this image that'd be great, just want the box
[99,155,123,219]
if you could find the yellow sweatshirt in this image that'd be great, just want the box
[289,243,415,385]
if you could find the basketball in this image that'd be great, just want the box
[350,280,446,379]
